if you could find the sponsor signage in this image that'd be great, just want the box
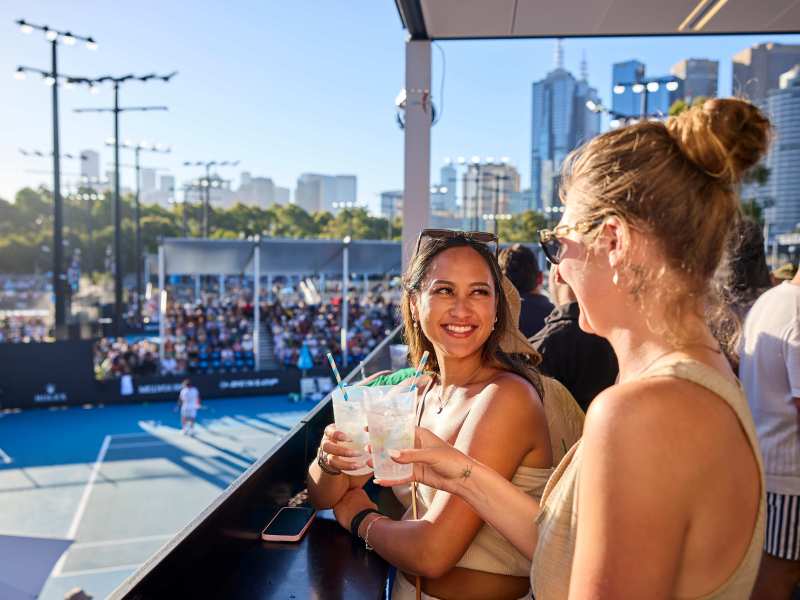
[33,383,68,403]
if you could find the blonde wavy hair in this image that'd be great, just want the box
[560,98,772,350]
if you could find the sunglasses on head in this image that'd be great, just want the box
[415,229,499,258]
[538,217,605,265]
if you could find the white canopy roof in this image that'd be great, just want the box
[394,0,800,40]
[161,238,402,276]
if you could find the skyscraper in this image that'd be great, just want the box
[140,168,156,194]
[531,47,600,211]
[612,60,645,117]
[439,161,458,213]
[379,190,403,220]
[765,65,800,242]
[80,149,100,182]
[463,162,520,230]
[671,58,719,101]
[612,60,682,118]
[294,173,357,213]
[733,43,800,107]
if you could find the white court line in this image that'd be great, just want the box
[0,447,12,464]
[54,562,142,578]
[108,441,175,450]
[51,434,111,577]
[70,533,174,549]
[110,431,156,439]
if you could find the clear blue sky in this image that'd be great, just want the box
[2,0,799,214]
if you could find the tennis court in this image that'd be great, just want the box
[0,395,313,599]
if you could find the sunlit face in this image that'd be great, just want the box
[412,246,497,360]
[554,199,615,336]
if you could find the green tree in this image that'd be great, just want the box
[497,210,547,243]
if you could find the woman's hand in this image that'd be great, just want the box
[319,423,366,473]
[372,427,477,495]
[333,487,377,531]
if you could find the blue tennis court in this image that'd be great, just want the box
[0,395,314,600]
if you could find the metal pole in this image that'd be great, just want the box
[203,163,210,238]
[319,273,324,303]
[401,40,432,268]
[254,241,261,370]
[86,193,93,278]
[135,146,143,324]
[158,244,165,365]
[474,165,481,231]
[113,82,123,337]
[341,242,349,367]
[51,39,66,339]
[267,273,273,303]
[363,273,369,299]
[493,174,500,238]
[219,273,225,298]
[195,274,201,302]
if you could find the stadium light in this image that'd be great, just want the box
[182,160,239,238]
[14,18,98,339]
[73,70,176,335]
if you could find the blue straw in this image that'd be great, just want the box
[409,350,429,392]
[326,352,349,401]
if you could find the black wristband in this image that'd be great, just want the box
[350,508,380,539]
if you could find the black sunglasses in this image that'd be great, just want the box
[415,229,499,258]
[538,218,605,265]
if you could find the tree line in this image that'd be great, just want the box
[0,187,548,275]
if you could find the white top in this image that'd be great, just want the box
[740,281,800,494]
[179,386,200,410]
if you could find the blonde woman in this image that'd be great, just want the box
[381,98,771,599]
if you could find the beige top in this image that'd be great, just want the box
[531,358,765,599]
[394,375,585,576]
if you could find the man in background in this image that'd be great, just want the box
[741,266,800,600]
[177,379,201,435]
[498,244,553,337]
[530,269,618,412]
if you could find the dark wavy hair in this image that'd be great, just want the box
[401,234,543,396]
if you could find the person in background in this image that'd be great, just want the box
[177,379,201,435]
[773,262,798,286]
[530,268,618,411]
[741,267,800,600]
[498,244,553,337]
[711,217,773,371]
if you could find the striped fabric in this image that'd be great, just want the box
[766,492,800,560]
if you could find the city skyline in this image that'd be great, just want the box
[2,1,800,215]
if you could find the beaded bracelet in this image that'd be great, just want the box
[363,514,389,551]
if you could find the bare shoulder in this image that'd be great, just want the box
[470,370,544,423]
[584,376,739,473]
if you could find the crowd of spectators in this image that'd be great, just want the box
[93,284,399,379]
[271,293,398,368]
[0,314,50,343]
[0,275,50,311]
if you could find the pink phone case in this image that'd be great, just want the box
[261,507,316,542]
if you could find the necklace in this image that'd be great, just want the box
[433,369,485,414]
[623,341,723,383]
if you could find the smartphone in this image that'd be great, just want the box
[261,506,316,542]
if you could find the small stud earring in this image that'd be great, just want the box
[612,271,619,286]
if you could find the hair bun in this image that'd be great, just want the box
[665,98,771,184]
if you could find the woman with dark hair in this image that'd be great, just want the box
[307,231,583,600]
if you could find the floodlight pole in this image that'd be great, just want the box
[401,40,432,268]
[75,77,171,335]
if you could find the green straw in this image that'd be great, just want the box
[409,350,430,392]
[326,352,349,401]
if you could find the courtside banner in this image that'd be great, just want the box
[0,340,328,409]
[0,340,95,409]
